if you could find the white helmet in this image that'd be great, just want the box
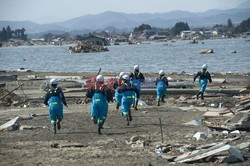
[122,74,130,81]
[96,75,104,82]
[134,65,139,71]
[119,72,125,78]
[202,64,208,70]
[159,70,164,76]
[50,78,58,85]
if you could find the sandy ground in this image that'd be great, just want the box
[0,71,250,166]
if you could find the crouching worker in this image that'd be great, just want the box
[155,70,168,106]
[113,72,124,111]
[118,75,139,125]
[86,75,113,134]
[193,64,212,100]
[44,78,67,134]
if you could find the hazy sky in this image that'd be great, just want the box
[0,0,247,23]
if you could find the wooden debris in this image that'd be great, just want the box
[175,143,231,163]
[19,125,47,130]
[0,117,20,131]
[0,83,24,100]
[204,113,250,130]
[51,143,86,148]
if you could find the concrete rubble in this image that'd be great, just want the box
[125,135,151,148]
[193,132,208,141]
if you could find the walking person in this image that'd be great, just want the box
[193,64,212,100]
[113,72,124,111]
[155,70,168,106]
[118,75,139,125]
[129,65,145,110]
[86,75,113,134]
[44,78,68,134]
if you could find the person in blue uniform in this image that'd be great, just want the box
[113,72,124,111]
[118,75,139,125]
[86,75,113,134]
[155,70,168,106]
[193,64,212,100]
[129,65,145,110]
[44,78,67,134]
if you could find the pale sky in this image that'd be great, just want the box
[0,0,247,23]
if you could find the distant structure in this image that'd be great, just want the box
[82,35,110,46]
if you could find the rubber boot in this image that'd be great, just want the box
[126,115,130,126]
[135,99,138,110]
[116,103,120,111]
[57,120,61,130]
[157,98,160,106]
[92,116,97,124]
[98,125,102,135]
[100,119,105,129]
[161,95,165,103]
[52,123,56,134]
[128,109,132,121]
[201,92,204,100]
[196,91,201,100]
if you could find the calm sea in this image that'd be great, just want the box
[0,38,249,73]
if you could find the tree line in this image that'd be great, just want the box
[133,17,250,36]
[133,22,190,36]
[0,26,27,42]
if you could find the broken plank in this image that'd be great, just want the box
[240,99,250,105]
[235,142,250,150]
[0,117,20,131]
[203,111,234,118]
[175,143,231,163]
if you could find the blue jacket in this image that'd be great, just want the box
[44,87,67,106]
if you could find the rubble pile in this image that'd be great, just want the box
[203,94,250,130]
[0,84,27,107]
[69,42,109,53]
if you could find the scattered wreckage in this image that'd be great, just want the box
[69,42,109,53]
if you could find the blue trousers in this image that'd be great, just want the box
[199,79,208,92]
[157,87,167,99]
[49,103,63,124]
[91,101,108,125]
[115,90,122,104]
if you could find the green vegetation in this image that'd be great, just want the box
[234,18,250,33]
[171,22,190,36]
[0,26,27,41]
[133,24,152,32]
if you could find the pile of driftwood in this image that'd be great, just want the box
[69,42,109,53]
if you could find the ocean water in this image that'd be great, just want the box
[0,38,249,73]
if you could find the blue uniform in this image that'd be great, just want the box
[44,87,67,124]
[130,72,145,99]
[194,70,212,92]
[118,82,139,117]
[113,79,123,105]
[155,76,168,99]
[86,84,113,126]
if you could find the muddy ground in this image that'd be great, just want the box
[0,71,250,166]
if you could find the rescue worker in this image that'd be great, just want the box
[155,70,168,106]
[113,72,124,111]
[86,75,113,134]
[193,64,212,100]
[44,78,67,134]
[129,65,145,110]
[118,74,139,125]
